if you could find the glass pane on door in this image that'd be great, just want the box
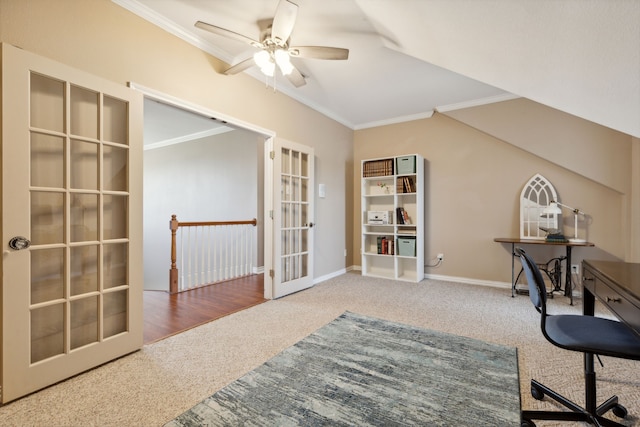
[70,139,99,190]
[31,304,65,363]
[31,191,64,245]
[70,245,99,296]
[104,290,128,338]
[70,85,99,139]
[103,96,128,145]
[71,193,99,242]
[70,296,99,350]
[31,248,65,304]
[31,132,65,188]
[104,243,128,289]
[103,145,128,192]
[30,73,65,133]
[103,195,128,240]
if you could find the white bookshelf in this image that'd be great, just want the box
[361,154,424,282]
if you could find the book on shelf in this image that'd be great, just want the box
[395,207,412,224]
[403,209,410,224]
[402,176,415,193]
[396,178,404,194]
[376,236,394,254]
[398,227,416,235]
[396,207,405,224]
[363,158,394,177]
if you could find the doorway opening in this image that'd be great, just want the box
[137,88,273,343]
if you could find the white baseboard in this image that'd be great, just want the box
[313,266,354,285]
[314,267,585,300]
[346,265,511,290]
[424,273,511,290]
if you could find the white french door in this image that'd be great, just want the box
[268,138,314,299]
[1,44,143,403]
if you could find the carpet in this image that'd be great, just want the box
[165,311,520,426]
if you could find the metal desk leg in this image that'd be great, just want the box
[511,243,515,297]
[565,246,573,305]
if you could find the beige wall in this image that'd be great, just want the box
[0,0,354,280]
[2,0,636,287]
[354,101,637,285]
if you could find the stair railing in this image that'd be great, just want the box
[169,214,257,293]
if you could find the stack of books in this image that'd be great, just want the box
[377,236,394,255]
[363,159,394,177]
[396,207,410,224]
[545,234,568,243]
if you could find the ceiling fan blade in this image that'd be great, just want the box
[224,58,255,75]
[286,66,306,88]
[195,21,261,47]
[289,46,349,60]
[271,0,298,44]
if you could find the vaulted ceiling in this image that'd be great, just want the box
[115,0,640,137]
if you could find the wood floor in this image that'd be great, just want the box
[143,274,266,344]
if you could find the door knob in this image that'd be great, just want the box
[8,236,31,250]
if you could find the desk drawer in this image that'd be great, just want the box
[595,280,640,333]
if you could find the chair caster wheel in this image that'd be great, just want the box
[530,383,545,401]
[612,403,628,418]
[521,420,536,427]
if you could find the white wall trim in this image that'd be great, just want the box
[351,93,521,130]
[143,127,235,151]
[354,110,435,130]
[313,267,353,285]
[435,93,520,113]
[113,0,234,64]
[128,82,275,138]
[347,266,510,290]
[424,273,510,290]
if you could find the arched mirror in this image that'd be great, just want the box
[520,174,558,239]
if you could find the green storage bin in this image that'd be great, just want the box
[396,156,416,174]
[397,237,416,257]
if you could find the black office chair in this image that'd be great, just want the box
[516,247,640,427]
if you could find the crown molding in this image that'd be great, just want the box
[354,111,435,130]
[112,0,234,63]
[435,93,520,113]
[144,127,235,151]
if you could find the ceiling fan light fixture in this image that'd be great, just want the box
[253,50,271,68]
[261,60,276,77]
[196,0,348,87]
[274,49,293,75]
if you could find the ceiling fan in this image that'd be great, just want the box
[194,0,349,87]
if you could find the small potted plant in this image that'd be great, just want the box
[377,182,391,194]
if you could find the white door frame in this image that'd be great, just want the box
[128,83,277,299]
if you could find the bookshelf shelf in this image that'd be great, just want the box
[361,154,424,282]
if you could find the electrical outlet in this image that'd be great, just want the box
[571,264,580,275]
[437,253,444,261]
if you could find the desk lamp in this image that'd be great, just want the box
[543,201,587,242]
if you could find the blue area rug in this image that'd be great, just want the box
[165,312,520,426]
